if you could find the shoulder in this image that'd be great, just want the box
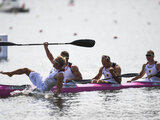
[71,65,79,70]
[142,64,146,69]
[156,62,160,68]
[54,72,64,80]
[142,63,147,67]
[71,65,80,73]
[99,66,104,71]
[58,72,64,78]
[113,63,121,69]
[142,64,146,68]
[143,61,149,66]
[155,61,160,65]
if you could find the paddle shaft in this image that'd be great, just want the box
[73,73,139,83]
[0,39,95,47]
[12,43,67,46]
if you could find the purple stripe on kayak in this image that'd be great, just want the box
[1,82,160,98]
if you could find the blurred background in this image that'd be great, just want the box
[0,0,160,119]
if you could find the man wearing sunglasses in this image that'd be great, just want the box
[92,55,121,84]
[127,50,160,82]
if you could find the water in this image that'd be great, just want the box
[0,0,160,119]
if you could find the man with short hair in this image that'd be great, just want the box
[127,50,160,82]
[92,55,121,84]
[60,51,82,83]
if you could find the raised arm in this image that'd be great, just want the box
[44,42,54,64]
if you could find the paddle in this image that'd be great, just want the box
[0,39,95,47]
[73,73,139,84]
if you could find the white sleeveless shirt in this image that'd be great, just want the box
[102,67,118,84]
[63,63,75,83]
[144,62,160,82]
[145,62,158,76]
[43,68,64,91]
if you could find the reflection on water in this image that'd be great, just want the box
[31,92,81,117]
[45,93,81,111]
[142,87,160,92]
[98,90,122,102]
[1,87,160,119]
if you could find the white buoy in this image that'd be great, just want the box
[0,34,8,60]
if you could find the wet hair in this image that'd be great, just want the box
[61,51,69,58]
[55,56,66,67]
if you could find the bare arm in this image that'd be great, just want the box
[44,42,54,64]
[127,64,145,82]
[109,65,121,84]
[56,73,64,94]
[71,66,82,80]
[65,66,82,82]
[93,67,103,80]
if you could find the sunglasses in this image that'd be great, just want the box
[146,54,153,57]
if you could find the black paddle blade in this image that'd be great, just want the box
[72,80,92,84]
[0,42,17,46]
[69,39,95,47]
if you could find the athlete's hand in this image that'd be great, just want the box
[65,79,72,83]
[127,80,132,83]
[109,67,114,74]
[43,42,48,48]
[147,75,152,79]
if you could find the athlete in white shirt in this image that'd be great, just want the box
[127,50,160,82]
[92,55,121,84]
[60,51,82,83]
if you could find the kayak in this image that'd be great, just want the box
[0,80,160,98]
[0,84,31,98]
[54,81,160,93]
